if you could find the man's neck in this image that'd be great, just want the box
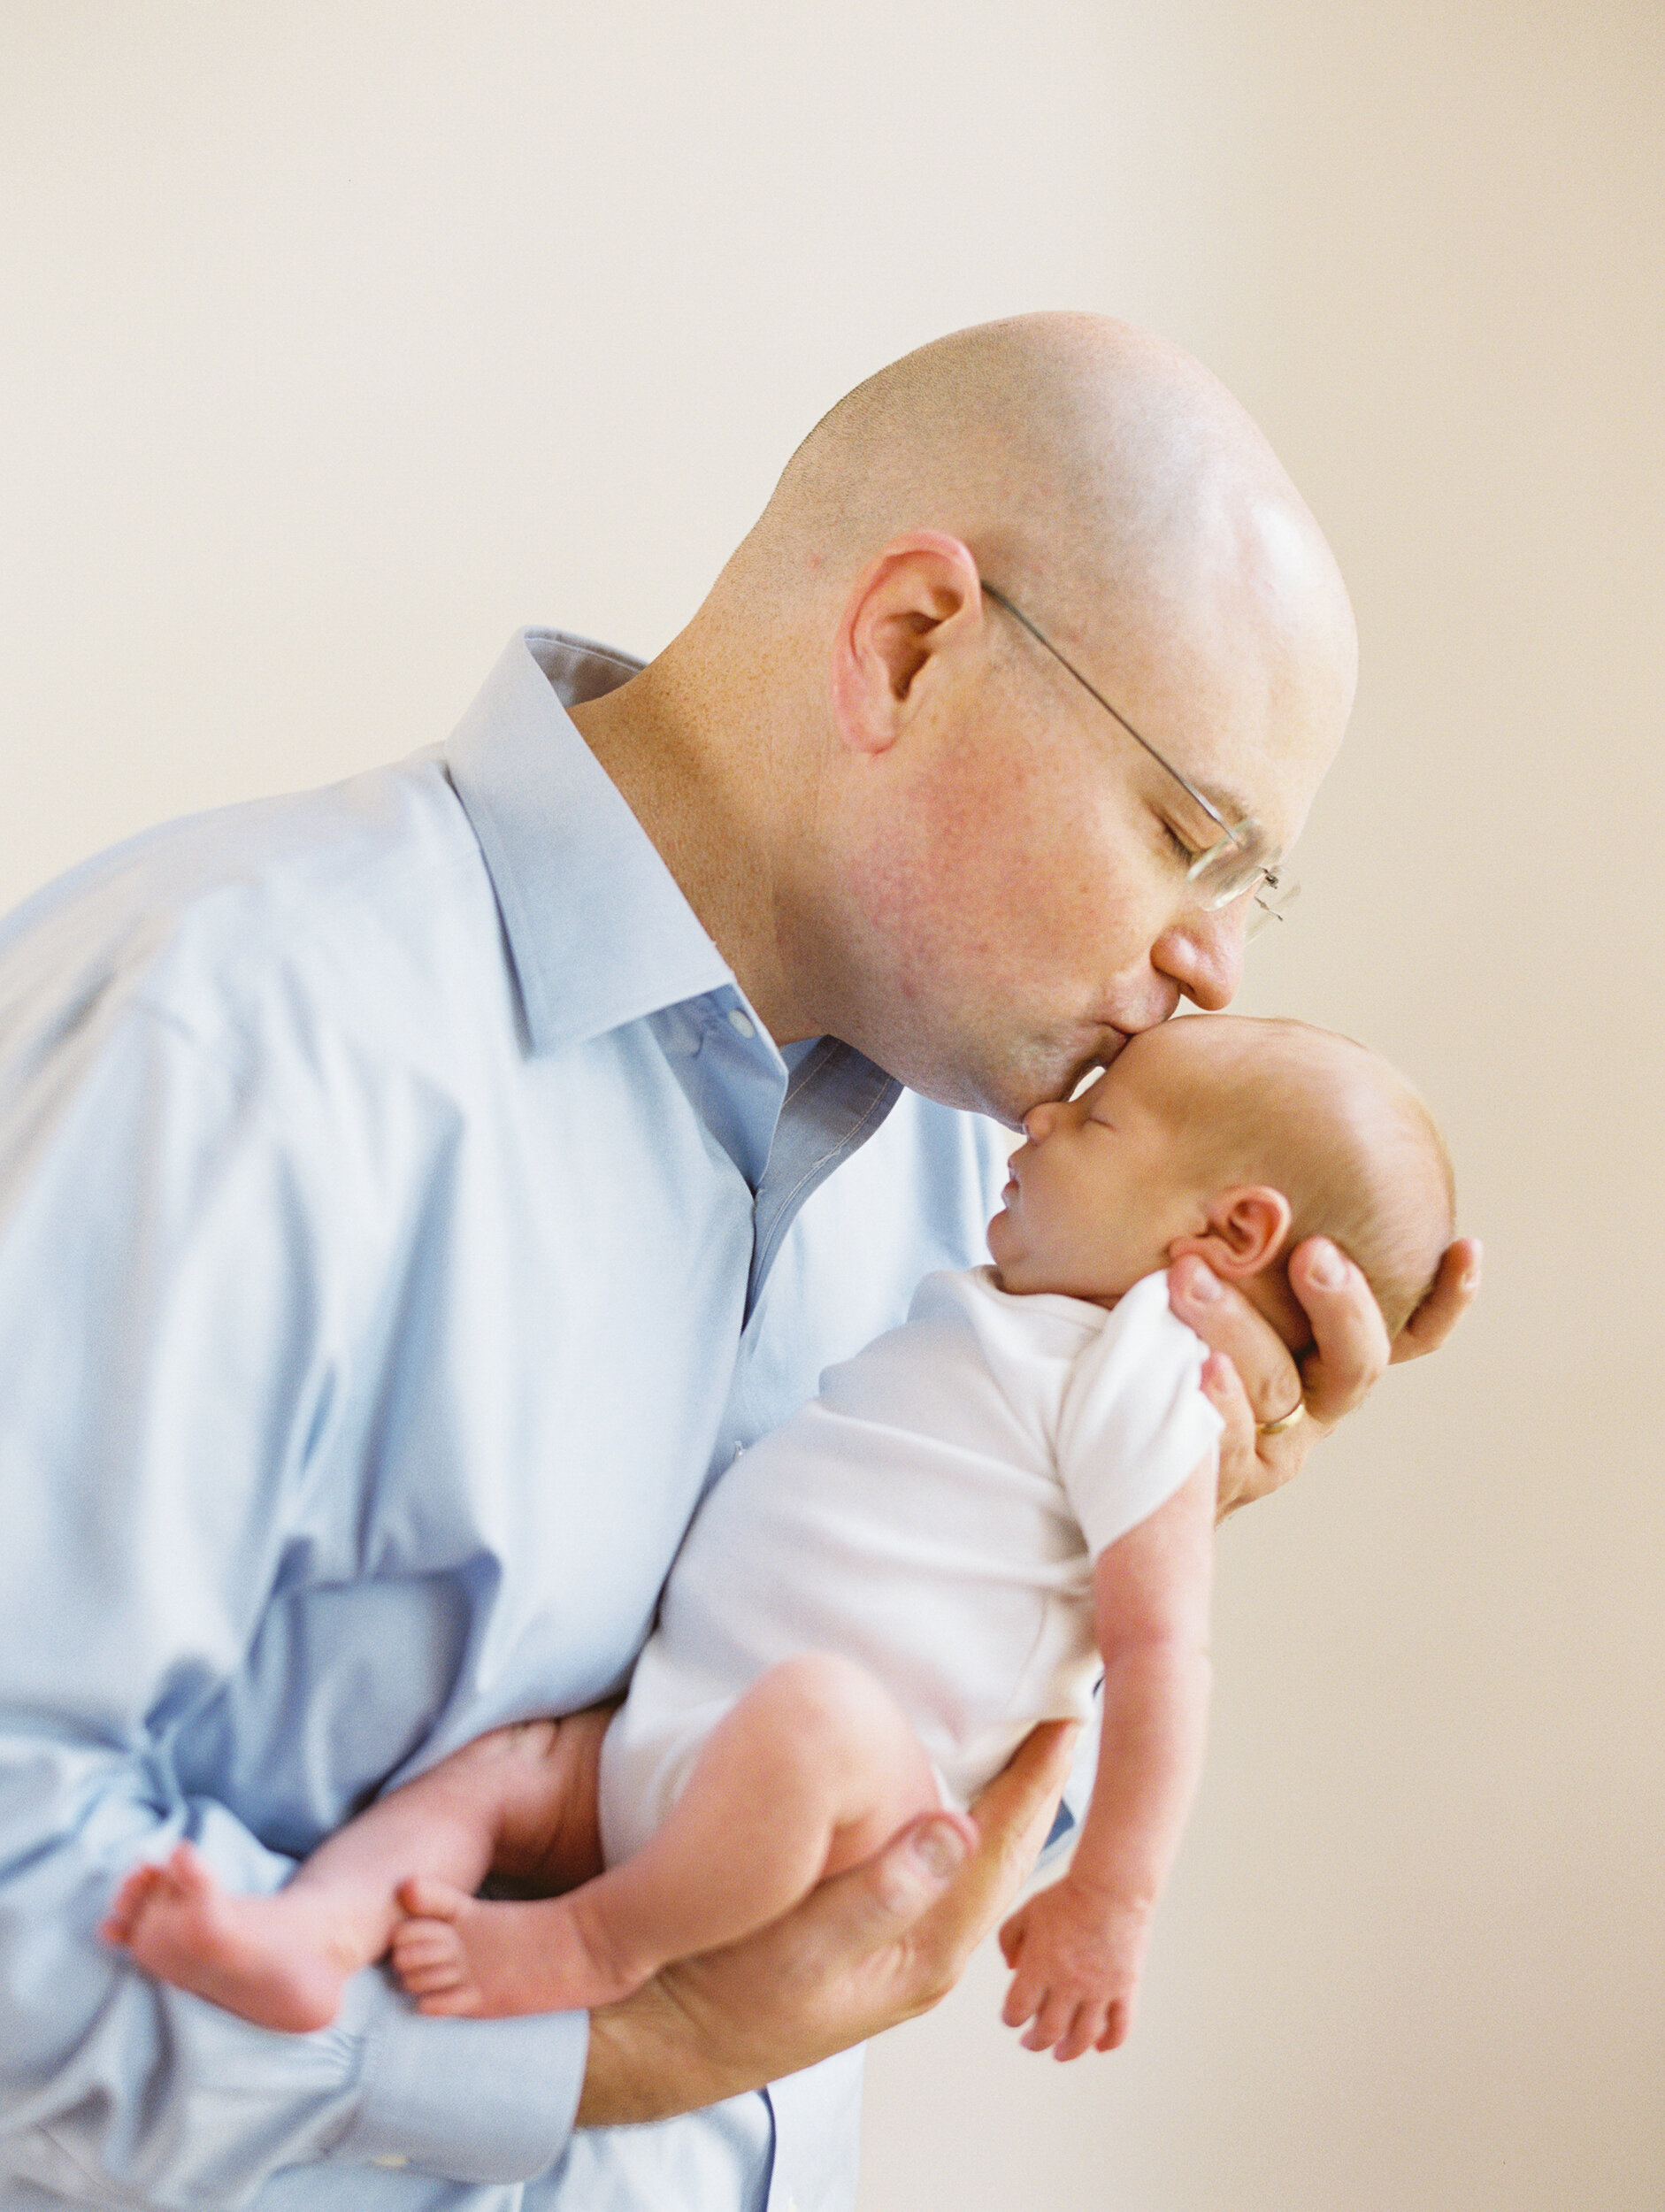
[569,658,813,1044]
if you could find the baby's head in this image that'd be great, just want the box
[987,1013,1454,1346]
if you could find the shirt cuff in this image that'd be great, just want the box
[326,1971,589,2185]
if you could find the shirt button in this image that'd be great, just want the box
[726,1008,756,1039]
[370,2154,410,2169]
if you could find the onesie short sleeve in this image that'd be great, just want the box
[1053,1271,1224,1559]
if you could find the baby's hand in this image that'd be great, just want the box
[997,1878,1150,2060]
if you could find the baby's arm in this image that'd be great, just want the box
[998,1455,1216,2059]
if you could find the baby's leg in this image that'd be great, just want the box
[394,1653,948,2018]
[103,1709,610,2032]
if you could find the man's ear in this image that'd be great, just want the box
[1168,1186,1293,1280]
[828,533,984,756]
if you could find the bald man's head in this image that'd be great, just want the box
[732,313,1355,712]
[595,314,1360,1119]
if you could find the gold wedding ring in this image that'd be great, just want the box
[1256,1399,1307,1438]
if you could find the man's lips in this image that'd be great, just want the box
[1053,1026,1131,1105]
[1082,1024,1133,1066]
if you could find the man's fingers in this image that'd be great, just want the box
[1199,1350,1270,1521]
[918,1722,1076,1936]
[1391,1235,1481,1364]
[774,1722,1075,2033]
[579,1722,1078,2127]
[867,1814,975,1924]
[876,1719,1076,2007]
[1180,1232,1477,1522]
[1286,1236,1390,1425]
[971,1717,1078,1867]
[1169,1256,1302,1429]
[1171,1258,1316,1517]
[720,1806,976,2039]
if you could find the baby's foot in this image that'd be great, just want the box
[101,1840,353,2033]
[100,1857,168,1947]
[391,1876,650,2017]
[388,1896,480,2011]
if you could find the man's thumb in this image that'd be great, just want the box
[870,1813,975,1920]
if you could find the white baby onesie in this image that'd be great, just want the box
[599,1267,1224,1861]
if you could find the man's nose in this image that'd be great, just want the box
[1155,901,1247,1011]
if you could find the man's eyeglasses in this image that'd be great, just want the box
[980,582,1299,933]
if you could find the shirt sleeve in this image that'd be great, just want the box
[0,988,584,2207]
[1052,1273,1224,1561]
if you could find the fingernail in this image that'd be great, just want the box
[1308,1246,1345,1289]
[911,1820,970,1883]
[1181,1263,1223,1303]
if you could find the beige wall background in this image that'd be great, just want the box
[3,4,1660,2207]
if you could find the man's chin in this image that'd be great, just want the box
[1007,1033,1134,1120]
[894,1031,1131,1127]
[896,1063,1031,1129]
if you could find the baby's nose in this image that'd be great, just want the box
[1022,1101,1058,1141]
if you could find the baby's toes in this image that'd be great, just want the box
[396,1875,468,1922]
[399,1956,464,1996]
[99,1863,162,1944]
[159,1838,215,1898]
[390,1924,462,1992]
[416,1980,486,2017]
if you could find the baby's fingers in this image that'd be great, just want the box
[1051,2000,1107,2063]
[1018,1985,1080,2054]
[997,1908,1028,1970]
[1000,1964,1040,2032]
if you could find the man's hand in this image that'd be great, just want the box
[1170,1233,1483,1520]
[575,1720,1078,2125]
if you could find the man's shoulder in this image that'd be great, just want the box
[0,755,509,1076]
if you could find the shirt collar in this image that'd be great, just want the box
[445,627,735,1054]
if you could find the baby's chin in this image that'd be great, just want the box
[986,1212,1150,1306]
[986,1256,1135,1310]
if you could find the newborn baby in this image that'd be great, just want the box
[104,1013,1454,2062]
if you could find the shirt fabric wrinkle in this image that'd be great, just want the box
[0,627,1021,2212]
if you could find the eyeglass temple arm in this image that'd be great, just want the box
[978,580,1246,853]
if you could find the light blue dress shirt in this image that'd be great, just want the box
[0,631,1013,2212]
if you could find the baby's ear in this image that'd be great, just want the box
[1168,1187,1293,1279]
